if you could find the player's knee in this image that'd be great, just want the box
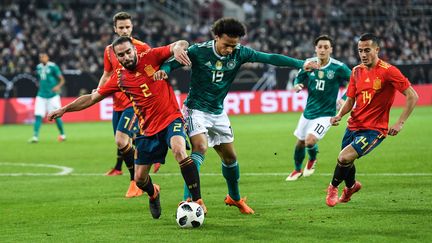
[171,145,188,159]
[192,142,208,154]
[337,154,353,164]
[305,137,317,147]
[115,133,130,149]
[222,154,237,164]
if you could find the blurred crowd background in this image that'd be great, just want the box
[1,0,431,76]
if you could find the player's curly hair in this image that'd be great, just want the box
[113,12,132,27]
[314,35,334,47]
[212,17,246,38]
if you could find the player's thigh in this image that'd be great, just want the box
[208,111,234,148]
[305,116,332,141]
[34,96,48,116]
[165,117,189,150]
[293,114,309,140]
[111,111,123,135]
[348,129,385,158]
[116,107,138,138]
[134,134,168,165]
[182,106,211,138]
[46,95,61,113]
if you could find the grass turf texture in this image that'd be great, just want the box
[1,106,431,242]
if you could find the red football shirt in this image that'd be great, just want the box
[346,59,411,136]
[98,45,182,136]
[103,38,151,111]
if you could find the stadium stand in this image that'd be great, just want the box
[1,0,431,77]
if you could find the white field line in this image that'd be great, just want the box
[0,163,431,177]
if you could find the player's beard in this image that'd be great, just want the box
[122,55,137,70]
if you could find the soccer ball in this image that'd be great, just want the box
[176,202,205,228]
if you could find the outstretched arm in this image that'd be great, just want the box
[253,51,305,69]
[388,86,418,136]
[48,92,105,120]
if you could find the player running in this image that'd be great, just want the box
[326,33,418,207]
[286,35,351,181]
[29,53,66,143]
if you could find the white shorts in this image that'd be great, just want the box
[182,106,234,147]
[34,95,61,117]
[293,114,332,141]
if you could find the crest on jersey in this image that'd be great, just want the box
[215,60,223,70]
[326,70,335,79]
[227,60,236,70]
[373,78,382,90]
[318,70,325,79]
[144,65,156,76]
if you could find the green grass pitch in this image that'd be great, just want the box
[1,106,431,242]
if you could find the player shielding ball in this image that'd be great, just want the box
[48,37,203,219]
[155,17,317,214]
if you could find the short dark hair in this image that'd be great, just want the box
[211,17,246,38]
[314,35,333,47]
[359,33,380,47]
[112,36,133,52]
[113,12,132,27]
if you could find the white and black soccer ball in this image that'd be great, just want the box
[176,202,205,228]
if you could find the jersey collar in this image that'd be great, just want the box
[212,40,227,60]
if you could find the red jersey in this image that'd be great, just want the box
[103,38,151,111]
[98,45,182,136]
[346,59,411,136]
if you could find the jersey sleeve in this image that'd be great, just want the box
[346,71,357,98]
[387,66,411,92]
[160,45,196,74]
[103,46,113,73]
[294,69,307,85]
[243,46,304,69]
[53,64,62,78]
[97,74,120,97]
[149,45,172,64]
[337,64,352,86]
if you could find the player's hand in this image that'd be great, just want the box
[388,122,403,136]
[52,86,61,93]
[303,61,319,71]
[153,70,168,80]
[294,84,304,93]
[330,115,342,126]
[173,47,191,66]
[47,108,66,121]
[91,88,98,94]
